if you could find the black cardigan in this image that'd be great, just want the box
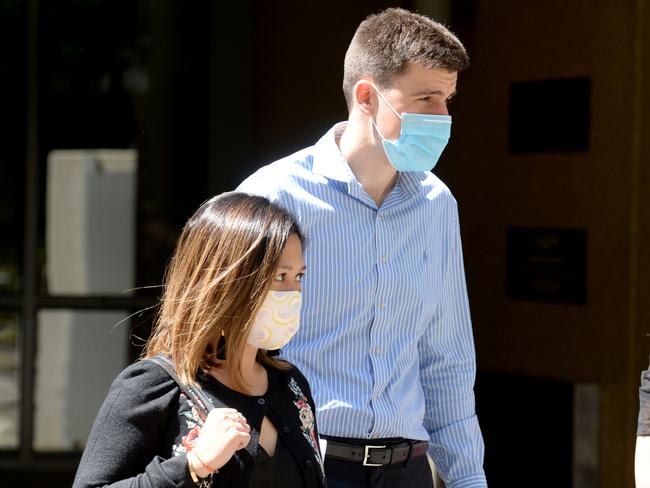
[73,359,325,488]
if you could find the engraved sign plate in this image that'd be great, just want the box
[507,227,587,304]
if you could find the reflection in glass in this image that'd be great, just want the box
[0,312,19,449]
[45,150,137,296]
[34,309,129,451]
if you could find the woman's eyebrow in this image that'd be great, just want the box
[277,265,307,271]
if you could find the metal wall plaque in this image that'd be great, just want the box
[510,77,591,153]
[507,227,587,304]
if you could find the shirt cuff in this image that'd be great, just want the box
[446,474,488,488]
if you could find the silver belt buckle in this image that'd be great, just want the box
[362,444,386,466]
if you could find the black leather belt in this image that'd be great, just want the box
[325,439,429,466]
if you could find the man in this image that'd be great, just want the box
[238,8,486,487]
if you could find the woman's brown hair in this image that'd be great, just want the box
[143,192,304,392]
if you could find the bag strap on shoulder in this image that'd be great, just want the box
[148,354,214,421]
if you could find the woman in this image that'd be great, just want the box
[73,192,325,488]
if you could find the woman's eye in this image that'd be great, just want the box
[274,273,286,282]
[296,273,305,283]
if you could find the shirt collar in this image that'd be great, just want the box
[312,122,356,183]
[312,122,426,199]
[397,170,427,197]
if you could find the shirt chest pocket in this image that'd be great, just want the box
[414,239,447,325]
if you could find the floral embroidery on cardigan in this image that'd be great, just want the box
[172,393,205,455]
[172,394,214,488]
[288,376,324,474]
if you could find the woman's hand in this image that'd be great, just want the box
[187,408,250,478]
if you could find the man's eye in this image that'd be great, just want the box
[274,273,286,282]
[419,96,432,102]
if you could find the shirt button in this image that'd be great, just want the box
[257,398,266,406]
[382,255,387,263]
[283,426,291,434]
[375,347,382,354]
[305,459,313,469]
[379,302,385,309]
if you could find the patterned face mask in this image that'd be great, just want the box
[247,290,302,350]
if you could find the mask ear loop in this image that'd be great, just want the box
[363,81,402,143]
[371,118,387,141]
[368,82,403,120]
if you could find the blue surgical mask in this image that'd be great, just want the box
[372,87,452,172]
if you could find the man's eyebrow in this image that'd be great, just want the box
[411,89,457,98]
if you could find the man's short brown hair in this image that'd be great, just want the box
[343,8,469,110]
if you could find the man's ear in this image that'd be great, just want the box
[352,79,376,115]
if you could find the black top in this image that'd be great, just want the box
[73,359,325,488]
[639,366,650,436]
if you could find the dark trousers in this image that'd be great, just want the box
[323,437,434,488]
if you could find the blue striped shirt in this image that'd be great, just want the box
[238,123,486,487]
